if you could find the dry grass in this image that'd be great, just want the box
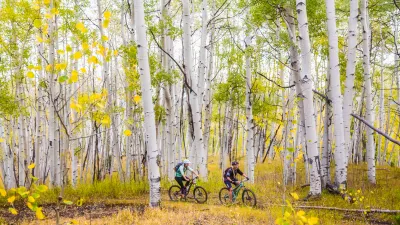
[2,156,400,224]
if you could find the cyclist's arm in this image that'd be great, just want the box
[187,167,199,178]
[238,169,249,180]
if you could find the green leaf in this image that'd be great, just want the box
[287,147,295,153]
[32,192,40,199]
[58,76,68,83]
[36,185,48,193]
[63,200,73,205]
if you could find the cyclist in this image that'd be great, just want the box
[175,159,199,197]
[223,161,249,202]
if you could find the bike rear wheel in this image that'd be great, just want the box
[242,189,257,207]
[193,186,208,203]
[168,185,182,201]
[219,188,231,205]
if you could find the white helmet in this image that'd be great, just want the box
[183,159,191,164]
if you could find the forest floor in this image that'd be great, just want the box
[1,157,400,224]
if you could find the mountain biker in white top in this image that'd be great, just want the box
[175,159,199,196]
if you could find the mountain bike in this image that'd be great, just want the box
[219,179,257,207]
[169,177,208,203]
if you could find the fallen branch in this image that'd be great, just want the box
[293,205,400,214]
[351,113,400,146]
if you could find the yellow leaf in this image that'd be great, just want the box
[124,130,132,136]
[27,202,33,210]
[27,71,35,79]
[57,49,64,55]
[290,192,299,200]
[284,211,291,218]
[50,8,59,15]
[46,64,53,72]
[133,95,141,104]
[44,0,50,5]
[35,66,42,71]
[73,51,82,60]
[104,10,111,19]
[0,138,3,143]
[36,36,43,43]
[102,35,109,41]
[101,116,110,125]
[82,42,89,50]
[9,207,18,215]
[70,70,78,83]
[102,19,109,28]
[28,163,35,169]
[28,196,35,203]
[80,68,87,73]
[308,217,319,225]
[8,196,15,203]
[296,211,305,217]
[113,50,118,56]
[44,13,52,19]
[88,56,98,64]
[36,207,45,219]
[76,22,87,33]
[0,188,6,197]
[71,219,79,224]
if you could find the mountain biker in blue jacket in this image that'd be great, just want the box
[223,161,249,202]
[175,159,199,196]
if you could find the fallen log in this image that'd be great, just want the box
[293,205,400,214]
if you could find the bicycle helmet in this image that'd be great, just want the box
[231,161,239,166]
[183,159,191,164]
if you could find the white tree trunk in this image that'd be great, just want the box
[182,0,206,177]
[378,26,385,165]
[245,37,255,183]
[295,0,322,195]
[361,0,376,184]
[342,0,359,160]
[325,0,347,189]
[134,0,161,207]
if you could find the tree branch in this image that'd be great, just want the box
[351,113,400,146]
[149,29,195,94]
[256,72,295,88]
[312,89,332,104]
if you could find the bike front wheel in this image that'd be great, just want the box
[219,188,231,205]
[168,185,182,201]
[242,189,257,207]
[193,186,208,203]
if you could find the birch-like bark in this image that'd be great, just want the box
[361,0,376,184]
[283,7,310,185]
[343,0,359,160]
[325,0,347,189]
[378,26,385,165]
[202,25,214,180]
[182,0,206,176]
[134,0,161,207]
[295,0,321,195]
[245,37,255,183]
[197,0,208,112]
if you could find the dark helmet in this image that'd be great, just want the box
[231,161,239,166]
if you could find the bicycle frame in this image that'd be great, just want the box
[231,180,246,201]
[183,177,198,198]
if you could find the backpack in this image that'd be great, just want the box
[174,162,183,172]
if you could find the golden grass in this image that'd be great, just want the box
[4,156,400,224]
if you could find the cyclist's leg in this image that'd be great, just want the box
[175,177,185,194]
[224,180,233,202]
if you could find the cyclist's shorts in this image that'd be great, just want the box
[224,179,237,189]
